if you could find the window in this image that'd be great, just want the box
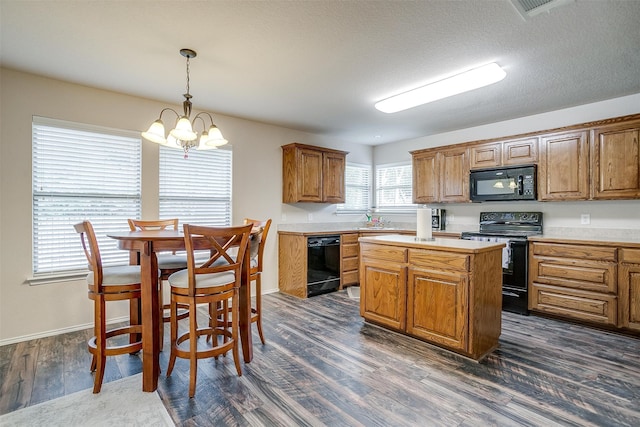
[32,117,141,275]
[375,163,416,210]
[159,146,232,227]
[337,163,371,212]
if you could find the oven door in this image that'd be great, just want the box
[502,239,528,291]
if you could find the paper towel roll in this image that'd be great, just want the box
[416,208,432,240]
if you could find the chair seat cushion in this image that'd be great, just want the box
[88,265,141,286]
[168,269,236,289]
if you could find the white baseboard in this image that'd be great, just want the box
[0,316,129,347]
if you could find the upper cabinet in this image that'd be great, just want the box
[591,119,640,200]
[412,147,469,204]
[470,137,538,169]
[282,143,347,203]
[538,130,590,201]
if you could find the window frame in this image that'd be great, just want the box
[336,162,372,214]
[374,161,418,213]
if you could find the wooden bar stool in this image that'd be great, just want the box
[74,220,143,394]
[166,223,252,398]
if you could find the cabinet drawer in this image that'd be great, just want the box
[342,257,359,272]
[530,283,618,326]
[342,244,359,258]
[530,257,617,293]
[360,243,407,263]
[342,270,359,286]
[341,233,359,244]
[620,248,640,264]
[531,242,617,262]
[408,249,470,272]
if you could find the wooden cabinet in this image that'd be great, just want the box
[591,120,640,200]
[470,137,538,169]
[282,143,347,203]
[359,243,407,331]
[412,146,469,203]
[538,130,590,201]
[278,233,308,298]
[529,242,618,326]
[359,237,503,360]
[340,233,359,287]
[619,248,640,331]
[407,250,470,351]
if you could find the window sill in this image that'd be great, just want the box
[26,270,88,286]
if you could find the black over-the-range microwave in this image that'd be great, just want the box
[469,165,537,202]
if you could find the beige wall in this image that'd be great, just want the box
[0,68,371,343]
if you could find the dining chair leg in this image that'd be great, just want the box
[255,274,266,345]
[158,280,165,352]
[231,294,242,377]
[92,299,107,394]
[166,299,178,377]
[189,298,198,398]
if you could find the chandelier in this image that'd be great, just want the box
[141,48,228,159]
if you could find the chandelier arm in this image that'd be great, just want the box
[193,112,216,127]
[158,107,180,121]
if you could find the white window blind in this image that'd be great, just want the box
[32,117,141,275]
[337,163,371,212]
[159,147,232,227]
[375,163,416,210]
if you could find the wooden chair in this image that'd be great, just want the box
[127,218,189,345]
[209,218,271,345]
[166,223,253,398]
[74,220,143,394]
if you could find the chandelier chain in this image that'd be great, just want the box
[185,56,191,96]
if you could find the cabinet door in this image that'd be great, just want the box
[413,151,439,203]
[322,151,346,203]
[360,259,407,331]
[592,124,640,200]
[503,137,538,165]
[298,148,323,202]
[619,248,640,331]
[538,131,589,200]
[407,268,468,351]
[469,143,501,169]
[439,148,469,202]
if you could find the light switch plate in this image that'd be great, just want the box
[581,214,590,225]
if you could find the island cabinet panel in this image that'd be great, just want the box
[407,269,468,351]
[619,248,640,331]
[359,236,503,360]
[591,122,640,200]
[529,241,618,326]
[360,259,407,331]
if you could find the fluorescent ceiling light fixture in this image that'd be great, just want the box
[375,63,507,113]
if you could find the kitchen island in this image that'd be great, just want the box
[358,234,505,360]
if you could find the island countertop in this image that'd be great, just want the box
[358,234,505,253]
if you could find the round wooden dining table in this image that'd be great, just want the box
[107,229,256,392]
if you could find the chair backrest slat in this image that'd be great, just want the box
[73,220,103,291]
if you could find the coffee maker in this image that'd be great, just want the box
[431,209,446,230]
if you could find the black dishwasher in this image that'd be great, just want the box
[307,235,341,297]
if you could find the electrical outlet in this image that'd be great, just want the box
[281,213,287,221]
[308,213,313,221]
[447,214,454,224]
[580,214,590,225]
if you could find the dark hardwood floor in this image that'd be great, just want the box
[1,290,639,426]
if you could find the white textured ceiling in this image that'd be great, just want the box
[1,0,639,145]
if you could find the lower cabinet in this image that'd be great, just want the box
[529,240,640,332]
[359,243,407,331]
[407,268,468,351]
[340,233,359,287]
[360,239,503,360]
[619,248,640,331]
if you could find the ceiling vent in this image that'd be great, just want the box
[510,0,574,19]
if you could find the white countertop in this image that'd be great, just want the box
[358,234,505,253]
